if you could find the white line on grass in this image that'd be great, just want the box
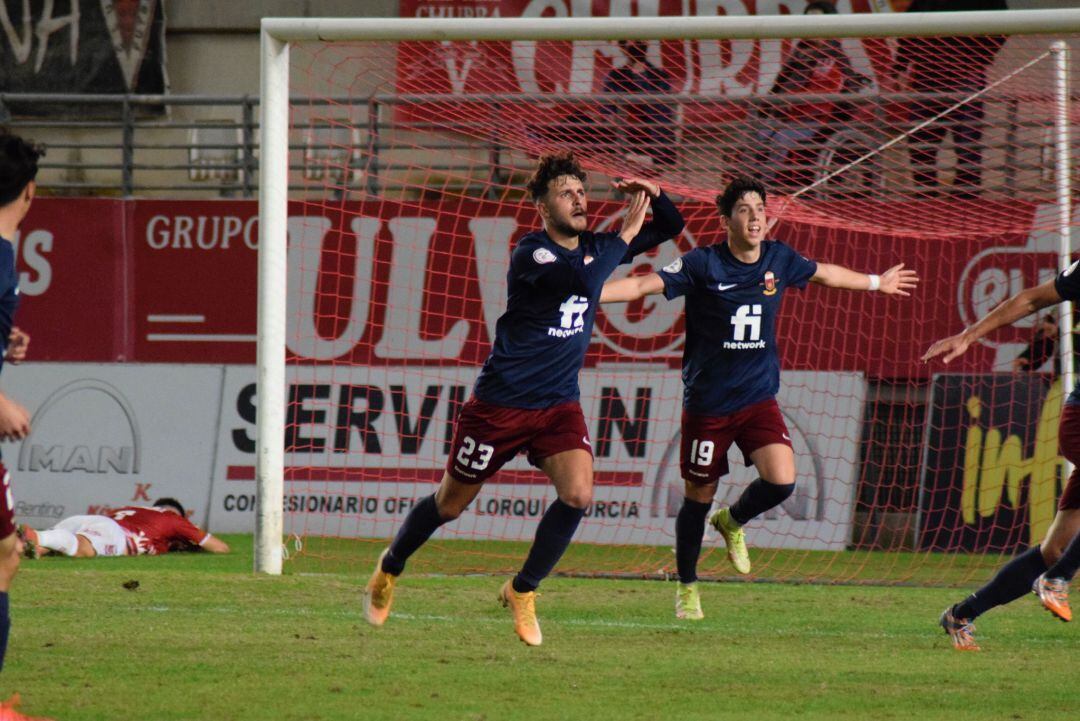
[127,605,909,640]
[127,605,1074,645]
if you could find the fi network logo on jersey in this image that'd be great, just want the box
[548,295,589,339]
[725,304,766,350]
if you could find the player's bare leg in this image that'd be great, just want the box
[711,444,795,575]
[675,479,717,620]
[1032,509,1080,622]
[498,449,592,646]
[364,472,483,627]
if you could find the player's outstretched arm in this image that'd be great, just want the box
[200,535,230,554]
[811,262,919,296]
[922,277,1062,365]
[601,272,665,303]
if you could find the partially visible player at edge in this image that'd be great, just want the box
[601,176,917,620]
[363,151,685,645]
[0,131,54,721]
[924,261,1080,650]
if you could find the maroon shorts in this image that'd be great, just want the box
[445,397,592,484]
[680,398,792,485]
[1058,404,1080,510]
[0,462,14,538]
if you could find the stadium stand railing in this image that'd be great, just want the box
[0,91,1062,200]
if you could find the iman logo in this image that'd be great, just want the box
[763,271,778,296]
[18,379,142,476]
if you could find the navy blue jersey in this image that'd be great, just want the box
[0,238,19,377]
[659,240,817,416]
[1054,260,1080,405]
[473,192,684,408]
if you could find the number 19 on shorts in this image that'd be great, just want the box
[689,439,714,466]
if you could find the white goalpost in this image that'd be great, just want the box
[257,10,1078,577]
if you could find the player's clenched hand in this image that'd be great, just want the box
[878,263,919,296]
[0,393,30,441]
[618,191,650,243]
[5,327,29,364]
[612,178,660,198]
[922,333,972,365]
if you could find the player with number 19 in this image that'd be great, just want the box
[601,176,917,620]
[363,151,685,645]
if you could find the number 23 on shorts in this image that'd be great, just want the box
[456,435,495,471]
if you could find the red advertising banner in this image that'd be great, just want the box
[395,1,895,123]
[15,196,1048,378]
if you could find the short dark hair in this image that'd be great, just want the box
[0,131,44,207]
[716,176,768,217]
[805,0,838,13]
[526,151,587,201]
[154,497,187,517]
[1042,314,1057,325]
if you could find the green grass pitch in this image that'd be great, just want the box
[5,536,1079,720]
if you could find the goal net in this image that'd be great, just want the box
[257,10,1077,585]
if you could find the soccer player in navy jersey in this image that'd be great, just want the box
[601,176,917,620]
[0,133,39,660]
[362,151,685,645]
[925,263,1080,650]
[0,131,55,721]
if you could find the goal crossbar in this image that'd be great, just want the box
[263,9,1080,43]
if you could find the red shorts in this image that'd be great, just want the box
[445,397,592,484]
[1058,404,1080,510]
[0,462,14,538]
[680,398,792,485]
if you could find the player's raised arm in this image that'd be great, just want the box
[811,262,919,296]
[922,276,1062,365]
[600,272,665,303]
[618,190,650,244]
[613,178,685,258]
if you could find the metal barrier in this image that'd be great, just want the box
[0,91,1058,199]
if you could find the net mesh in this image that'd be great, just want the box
[276,26,1077,585]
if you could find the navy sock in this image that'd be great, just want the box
[730,478,795,526]
[513,499,585,593]
[0,591,9,673]
[675,498,712,584]
[382,494,447,576]
[955,545,1047,620]
[1046,533,1080,581]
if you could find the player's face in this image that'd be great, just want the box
[725,191,766,246]
[539,175,588,238]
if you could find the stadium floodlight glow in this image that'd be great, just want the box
[258,10,1075,579]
